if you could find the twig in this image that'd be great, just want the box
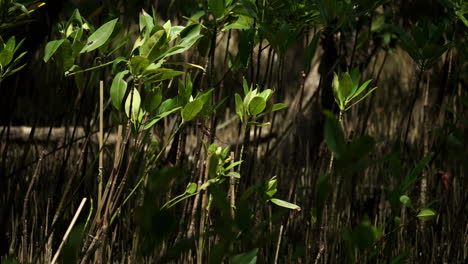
[21,150,45,263]
[51,198,88,264]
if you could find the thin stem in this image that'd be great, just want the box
[65,61,114,77]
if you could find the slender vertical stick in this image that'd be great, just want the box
[274,225,284,264]
[420,72,431,207]
[98,80,104,220]
[21,150,45,263]
[229,151,236,218]
[51,198,87,264]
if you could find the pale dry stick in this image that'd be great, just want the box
[21,150,45,263]
[51,198,88,264]
[98,80,104,219]
[314,245,325,264]
[229,151,236,218]
[420,71,431,208]
[274,224,284,264]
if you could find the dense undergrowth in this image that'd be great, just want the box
[1,0,467,263]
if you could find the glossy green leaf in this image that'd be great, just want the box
[248,96,266,116]
[265,177,277,198]
[139,9,154,32]
[0,49,13,68]
[145,69,184,83]
[125,89,142,123]
[399,195,413,208]
[242,78,250,95]
[345,86,377,111]
[110,70,128,110]
[231,248,258,264]
[226,171,240,178]
[235,93,244,123]
[182,99,203,122]
[259,89,273,102]
[186,182,197,194]
[143,29,167,61]
[270,103,287,112]
[416,208,436,221]
[143,106,181,130]
[129,55,149,76]
[240,0,258,19]
[332,72,344,110]
[270,198,301,211]
[340,72,354,100]
[209,0,225,18]
[143,86,162,112]
[350,79,372,100]
[44,39,65,62]
[80,18,118,53]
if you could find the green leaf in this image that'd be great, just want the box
[110,70,128,110]
[182,99,203,122]
[323,111,345,159]
[399,195,413,208]
[242,78,250,95]
[143,86,162,112]
[143,106,181,130]
[186,182,197,194]
[332,72,344,110]
[265,177,277,198]
[139,9,154,32]
[80,18,118,53]
[222,15,252,31]
[270,103,287,112]
[349,79,372,100]
[44,39,65,62]
[416,208,436,221]
[208,0,225,18]
[231,248,258,264]
[143,29,167,61]
[159,24,202,59]
[248,96,266,116]
[226,171,241,178]
[225,160,243,171]
[340,72,354,100]
[129,55,149,76]
[145,69,184,83]
[270,198,301,211]
[345,86,377,111]
[125,89,142,123]
[240,0,258,19]
[235,93,245,123]
[259,89,273,102]
[0,49,13,68]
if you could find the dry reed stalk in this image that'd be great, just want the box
[51,197,87,264]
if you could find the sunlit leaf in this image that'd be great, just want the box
[125,89,142,123]
[416,208,436,221]
[182,98,203,122]
[80,18,118,53]
[248,96,266,116]
[110,70,128,110]
[399,195,413,208]
[270,198,301,211]
[44,39,65,62]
